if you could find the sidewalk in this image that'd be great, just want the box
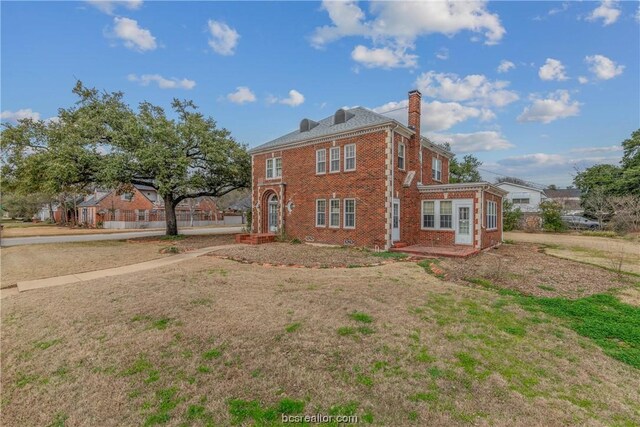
[3,244,241,297]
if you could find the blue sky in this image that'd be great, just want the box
[2,1,639,186]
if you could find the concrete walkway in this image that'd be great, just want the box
[8,244,241,295]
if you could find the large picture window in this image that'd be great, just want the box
[487,201,498,230]
[421,200,454,230]
[344,199,355,228]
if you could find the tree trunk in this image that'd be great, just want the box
[48,201,54,222]
[164,194,179,236]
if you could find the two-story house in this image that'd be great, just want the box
[248,90,506,252]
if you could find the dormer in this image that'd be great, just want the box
[333,108,355,125]
[299,118,319,132]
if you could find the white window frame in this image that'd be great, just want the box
[316,199,326,227]
[121,192,133,201]
[487,200,498,230]
[439,201,453,229]
[432,158,442,181]
[329,147,340,173]
[344,144,356,171]
[398,143,406,170]
[343,198,356,229]
[421,200,453,230]
[316,149,326,174]
[329,199,340,228]
[266,157,282,179]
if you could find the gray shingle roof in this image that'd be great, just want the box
[78,197,96,207]
[249,107,404,153]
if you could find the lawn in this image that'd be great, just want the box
[1,245,639,426]
[0,235,235,289]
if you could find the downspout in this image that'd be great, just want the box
[389,124,398,248]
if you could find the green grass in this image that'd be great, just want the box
[159,234,186,241]
[202,347,222,360]
[143,387,183,426]
[34,339,61,350]
[537,285,556,292]
[228,398,305,424]
[337,327,355,336]
[408,392,438,402]
[417,259,445,279]
[349,312,373,323]
[47,412,68,427]
[151,318,172,330]
[121,355,153,376]
[515,293,640,368]
[370,251,408,260]
[285,322,301,333]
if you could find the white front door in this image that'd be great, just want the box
[268,195,278,233]
[392,199,400,242]
[455,204,473,245]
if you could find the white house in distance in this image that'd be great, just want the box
[495,182,547,212]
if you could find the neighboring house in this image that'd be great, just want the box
[76,184,219,228]
[495,182,547,212]
[248,90,506,251]
[544,188,582,213]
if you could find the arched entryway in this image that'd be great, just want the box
[261,191,279,233]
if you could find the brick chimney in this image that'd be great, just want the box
[408,90,421,169]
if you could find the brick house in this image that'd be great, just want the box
[77,184,219,227]
[248,90,506,252]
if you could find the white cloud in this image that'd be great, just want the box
[538,58,568,81]
[587,0,621,26]
[517,90,581,124]
[497,60,515,73]
[585,54,624,80]
[436,48,449,60]
[0,108,41,122]
[351,45,417,69]
[498,153,567,167]
[569,145,622,154]
[311,0,504,68]
[279,90,305,107]
[428,131,513,153]
[578,76,589,84]
[226,87,256,105]
[112,17,156,51]
[208,20,239,55]
[415,71,519,107]
[86,0,142,15]
[127,74,195,90]
[373,99,494,132]
[548,2,570,16]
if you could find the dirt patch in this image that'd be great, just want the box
[439,243,634,299]
[211,242,400,267]
[0,235,235,288]
[1,258,638,426]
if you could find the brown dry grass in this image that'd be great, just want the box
[0,235,235,289]
[212,242,397,268]
[1,225,162,238]
[2,257,639,426]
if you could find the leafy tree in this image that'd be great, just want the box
[574,164,622,196]
[621,129,640,170]
[495,176,531,187]
[502,200,523,231]
[449,154,482,183]
[539,200,565,232]
[84,88,251,235]
[0,192,50,219]
[546,184,557,190]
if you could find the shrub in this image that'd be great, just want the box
[503,200,523,231]
[539,201,566,232]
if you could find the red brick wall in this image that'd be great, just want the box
[251,130,389,247]
[96,187,155,212]
[414,191,478,247]
[420,149,450,185]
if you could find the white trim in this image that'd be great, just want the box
[315,199,326,227]
[265,157,282,179]
[316,149,326,175]
[329,147,340,173]
[398,142,406,170]
[417,182,509,196]
[344,144,356,171]
[343,198,356,229]
[329,198,340,228]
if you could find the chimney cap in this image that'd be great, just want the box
[408,89,422,96]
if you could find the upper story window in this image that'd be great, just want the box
[330,147,340,173]
[121,192,134,201]
[511,192,530,204]
[344,144,356,171]
[432,158,442,181]
[266,157,282,179]
[398,143,406,170]
[316,149,326,174]
[487,201,498,230]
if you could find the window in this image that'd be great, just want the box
[330,147,340,172]
[487,201,498,230]
[329,199,340,227]
[316,199,326,227]
[138,209,146,221]
[344,144,356,171]
[398,143,405,170]
[266,157,282,179]
[439,201,452,229]
[344,199,355,228]
[121,192,133,201]
[512,198,530,204]
[422,201,435,228]
[432,158,442,181]
[316,149,326,174]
